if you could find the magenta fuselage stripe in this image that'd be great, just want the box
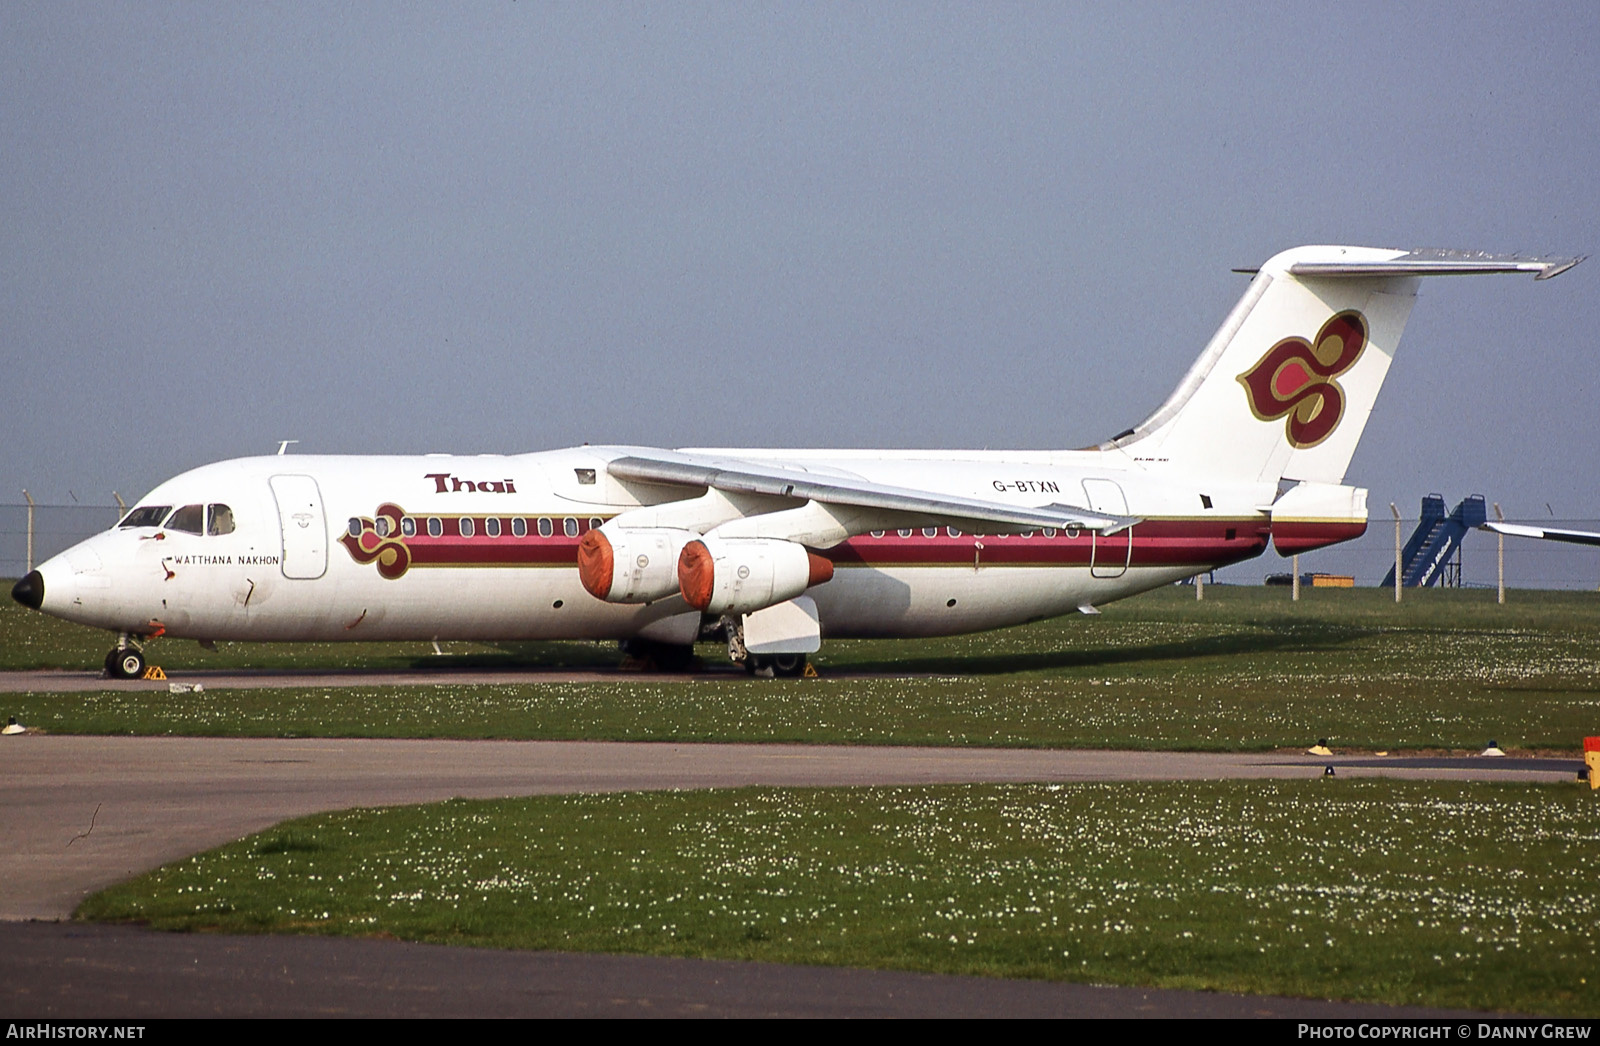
[339,512,1310,572]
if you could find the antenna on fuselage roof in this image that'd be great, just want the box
[276,440,298,456]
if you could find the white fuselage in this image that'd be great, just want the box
[28,446,1302,646]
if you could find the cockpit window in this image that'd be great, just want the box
[207,504,235,536]
[165,504,205,535]
[118,505,171,529]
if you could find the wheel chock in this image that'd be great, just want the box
[142,665,167,680]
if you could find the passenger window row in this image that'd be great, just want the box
[346,516,603,540]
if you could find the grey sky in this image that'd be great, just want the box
[4,2,1597,523]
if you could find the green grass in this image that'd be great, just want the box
[7,586,1600,751]
[78,779,1600,1016]
[30,585,1600,1012]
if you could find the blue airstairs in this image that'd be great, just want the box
[1380,494,1488,588]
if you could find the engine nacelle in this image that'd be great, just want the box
[577,526,697,603]
[677,536,834,616]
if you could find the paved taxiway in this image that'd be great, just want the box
[2,668,1579,1018]
[3,921,1495,1019]
[5,734,1580,922]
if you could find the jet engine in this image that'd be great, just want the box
[677,536,834,616]
[577,526,697,603]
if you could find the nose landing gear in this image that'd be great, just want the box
[104,637,147,680]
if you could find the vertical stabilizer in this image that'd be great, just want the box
[1107,246,1580,485]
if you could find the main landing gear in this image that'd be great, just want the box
[715,616,809,678]
[744,653,808,679]
[618,638,698,673]
[618,637,805,676]
[104,636,147,680]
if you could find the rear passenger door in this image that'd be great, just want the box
[1082,478,1131,579]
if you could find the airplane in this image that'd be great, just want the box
[11,245,1582,679]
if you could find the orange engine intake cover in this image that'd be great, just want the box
[678,540,715,610]
[576,529,614,600]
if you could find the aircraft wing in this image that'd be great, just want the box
[1482,521,1600,548]
[605,450,1137,535]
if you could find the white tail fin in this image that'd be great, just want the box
[1107,246,1580,485]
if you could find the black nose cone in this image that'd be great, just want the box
[12,570,43,609]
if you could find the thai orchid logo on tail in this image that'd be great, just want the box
[1237,311,1368,448]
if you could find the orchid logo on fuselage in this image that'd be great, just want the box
[1237,311,1368,449]
[341,503,412,579]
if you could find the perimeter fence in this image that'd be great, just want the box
[4,502,1598,591]
[2,503,125,579]
[1209,518,1600,591]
